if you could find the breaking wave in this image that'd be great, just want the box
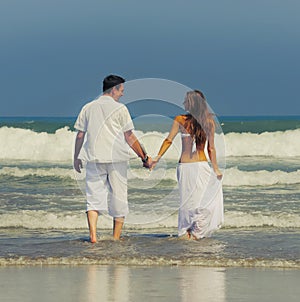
[1,210,299,230]
[0,127,299,162]
[1,166,299,187]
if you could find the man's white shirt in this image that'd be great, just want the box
[74,95,134,162]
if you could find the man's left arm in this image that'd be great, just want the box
[74,131,86,173]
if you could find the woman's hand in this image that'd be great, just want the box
[214,168,223,180]
[149,156,160,171]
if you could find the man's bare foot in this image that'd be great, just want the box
[113,236,124,241]
[87,210,98,243]
[113,217,124,240]
[90,233,97,243]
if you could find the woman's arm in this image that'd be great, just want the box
[151,116,181,169]
[207,121,222,180]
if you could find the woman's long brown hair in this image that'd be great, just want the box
[184,90,214,146]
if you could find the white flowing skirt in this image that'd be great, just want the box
[177,161,224,239]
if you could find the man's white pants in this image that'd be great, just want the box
[85,161,129,217]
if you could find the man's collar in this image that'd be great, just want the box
[99,95,115,102]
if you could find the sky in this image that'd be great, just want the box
[0,0,299,116]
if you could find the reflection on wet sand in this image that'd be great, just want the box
[83,265,225,302]
[1,266,299,302]
[84,266,129,302]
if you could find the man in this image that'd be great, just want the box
[73,75,151,242]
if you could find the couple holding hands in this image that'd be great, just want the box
[73,75,223,243]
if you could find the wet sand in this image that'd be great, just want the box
[1,265,299,302]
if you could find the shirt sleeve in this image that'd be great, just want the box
[74,105,87,132]
[120,105,134,132]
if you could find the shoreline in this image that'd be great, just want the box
[1,256,299,269]
[1,227,299,269]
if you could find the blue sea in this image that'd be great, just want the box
[0,115,299,268]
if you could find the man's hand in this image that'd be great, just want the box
[74,158,83,173]
[142,156,152,169]
[73,131,85,173]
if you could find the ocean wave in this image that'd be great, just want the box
[0,166,75,179]
[0,126,75,162]
[223,167,300,186]
[0,211,91,230]
[0,127,299,161]
[223,211,300,228]
[1,166,300,187]
[225,129,300,157]
[1,210,299,230]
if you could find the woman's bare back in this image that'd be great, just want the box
[177,115,208,163]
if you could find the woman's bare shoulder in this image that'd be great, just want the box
[174,114,188,123]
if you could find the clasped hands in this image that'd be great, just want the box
[142,155,159,170]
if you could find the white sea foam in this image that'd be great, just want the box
[0,166,75,179]
[1,165,300,187]
[0,210,99,230]
[1,127,299,162]
[223,167,300,186]
[1,255,298,268]
[223,211,300,228]
[225,129,300,157]
[0,126,75,162]
[0,210,299,230]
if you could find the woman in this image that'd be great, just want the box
[151,90,224,239]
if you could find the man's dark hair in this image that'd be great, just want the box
[103,75,125,93]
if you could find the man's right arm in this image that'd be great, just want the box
[74,131,86,173]
[124,130,152,168]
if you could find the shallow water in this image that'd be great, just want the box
[1,227,299,268]
[1,116,300,270]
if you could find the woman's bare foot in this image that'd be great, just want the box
[190,231,198,240]
[179,232,191,240]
